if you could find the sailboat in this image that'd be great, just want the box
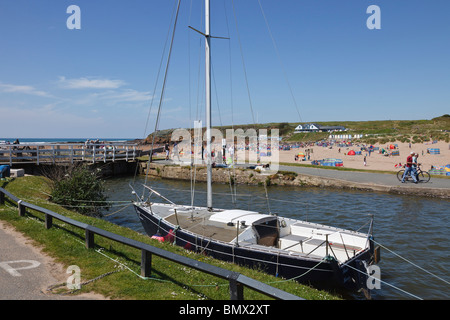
[133,0,380,293]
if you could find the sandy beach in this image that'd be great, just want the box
[278,140,450,173]
[147,140,450,174]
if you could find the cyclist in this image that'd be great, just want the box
[401,151,418,183]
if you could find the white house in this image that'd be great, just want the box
[294,123,346,133]
[294,123,320,132]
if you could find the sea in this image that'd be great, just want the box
[0,138,135,144]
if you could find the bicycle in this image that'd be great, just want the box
[397,164,431,183]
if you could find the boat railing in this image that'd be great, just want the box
[0,186,302,300]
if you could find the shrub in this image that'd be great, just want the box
[44,164,110,217]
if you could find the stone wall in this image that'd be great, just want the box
[138,161,450,199]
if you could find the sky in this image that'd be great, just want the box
[0,0,449,139]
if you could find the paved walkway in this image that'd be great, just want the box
[278,164,450,190]
[0,220,105,300]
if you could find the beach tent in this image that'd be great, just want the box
[389,144,396,149]
[321,158,343,167]
[391,150,400,156]
[428,148,440,154]
[347,150,356,155]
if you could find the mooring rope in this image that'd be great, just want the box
[341,260,423,300]
[372,239,450,285]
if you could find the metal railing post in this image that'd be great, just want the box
[18,200,26,217]
[70,145,74,164]
[229,272,244,300]
[141,249,152,278]
[85,229,95,249]
[45,214,53,229]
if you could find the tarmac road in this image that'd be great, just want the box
[0,220,105,300]
[154,159,450,196]
[278,164,450,190]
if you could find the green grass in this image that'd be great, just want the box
[280,162,396,175]
[0,176,341,300]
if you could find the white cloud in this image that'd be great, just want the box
[0,83,51,97]
[0,77,160,137]
[100,89,153,102]
[58,76,126,89]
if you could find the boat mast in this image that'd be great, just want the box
[205,0,212,210]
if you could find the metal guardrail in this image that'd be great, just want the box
[0,143,137,165]
[0,187,302,300]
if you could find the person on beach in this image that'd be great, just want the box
[401,151,418,183]
[164,142,170,160]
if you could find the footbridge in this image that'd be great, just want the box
[0,142,139,166]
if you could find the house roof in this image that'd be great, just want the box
[295,123,346,131]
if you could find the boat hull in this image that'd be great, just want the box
[135,204,374,292]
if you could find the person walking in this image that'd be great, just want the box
[401,151,418,183]
[412,152,420,181]
[164,142,170,160]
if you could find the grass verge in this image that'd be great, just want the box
[0,175,341,300]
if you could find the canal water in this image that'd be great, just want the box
[101,175,449,300]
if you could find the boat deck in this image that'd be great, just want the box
[165,211,241,242]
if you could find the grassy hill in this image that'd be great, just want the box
[144,115,450,145]
[287,115,450,144]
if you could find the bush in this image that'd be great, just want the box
[44,164,110,217]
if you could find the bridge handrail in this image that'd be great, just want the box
[0,186,302,300]
[0,143,138,165]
